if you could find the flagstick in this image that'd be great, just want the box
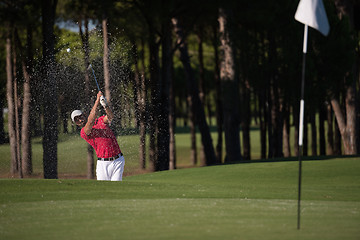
[298,24,308,230]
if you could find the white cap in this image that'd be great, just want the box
[71,110,83,122]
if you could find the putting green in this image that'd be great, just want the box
[0,158,359,240]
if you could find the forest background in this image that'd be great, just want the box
[0,0,359,179]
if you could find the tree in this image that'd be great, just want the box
[42,0,58,179]
[331,92,357,154]
[1,0,43,177]
[102,4,111,105]
[5,22,18,175]
[212,23,224,163]
[134,0,171,171]
[0,97,4,144]
[109,1,148,169]
[218,7,242,163]
[147,22,161,171]
[12,37,22,178]
[307,0,358,156]
[61,0,97,178]
[132,41,147,169]
[158,17,173,171]
[78,12,95,179]
[195,23,206,165]
[172,17,217,166]
[330,0,358,155]
[14,28,33,176]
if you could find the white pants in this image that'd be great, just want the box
[96,155,125,181]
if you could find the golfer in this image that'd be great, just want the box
[71,91,125,181]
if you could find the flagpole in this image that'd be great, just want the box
[298,24,308,230]
[295,0,329,230]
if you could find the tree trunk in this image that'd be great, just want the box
[326,102,334,155]
[332,0,358,155]
[148,31,160,172]
[140,40,147,169]
[303,115,308,156]
[357,52,360,155]
[102,14,111,104]
[188,95,197,166]
[319,103,326,155]
[79,17,95,179]
[283,103,291,157]
[162,20,176,170]
[15,27,32,176]
[334,116,342,155]
[169,63,176,170]
[30,69,42,137]
[6,27,18,175]
[259,91,267,159]
[218,8,242,163]
[293,103,299,156]
[42,0,58,179]
[207,99,212,126]
[212,24,223,164]
[268,33,283,158]
[331,92,357,154]
[241,80,251,160]
[197,28,206,166]
[197,29,205,108]
[133,41,146,169]
[345,84,357,154]
[157,18,172,171]
[12,42,22,178]
[267,85,273,158]
[0,98,5,144]
[172,17,217,166]
[310,110,317,156]
[269,83,282,158]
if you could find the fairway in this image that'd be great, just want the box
[0,158,359,240]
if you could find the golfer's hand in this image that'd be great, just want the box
[100,95,108,108]
[96,91,103,101]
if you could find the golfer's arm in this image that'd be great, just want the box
[84,99,100,135]
[104,106,114,124]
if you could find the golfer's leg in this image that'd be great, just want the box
[96,161,111,180]
[111,156,125,181]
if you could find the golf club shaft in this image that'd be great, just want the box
[88,64,111,110]
[88,64,101,92]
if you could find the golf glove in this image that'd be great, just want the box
[100,96,108,108]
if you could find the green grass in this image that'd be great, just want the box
[0,124,324,177]
[0,131,224,177]
[0,133,146,177]
[0,158,359,240]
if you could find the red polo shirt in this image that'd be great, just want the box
[80,116,121,158]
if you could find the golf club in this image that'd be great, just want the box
[87,64,101,92]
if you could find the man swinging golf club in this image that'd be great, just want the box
[71,91,125,181]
